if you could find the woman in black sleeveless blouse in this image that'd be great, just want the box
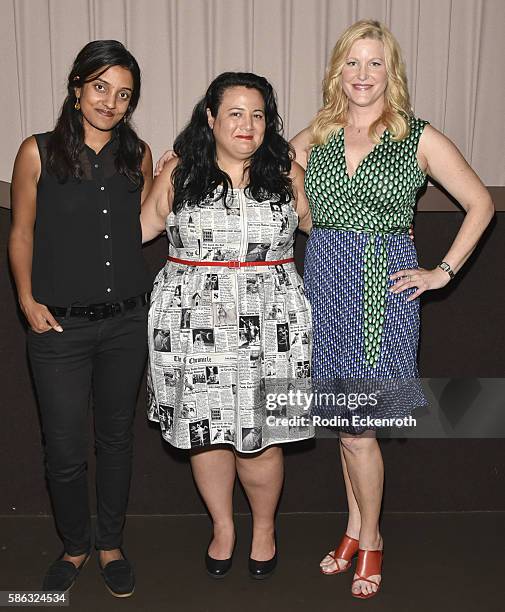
[8,40,153,598]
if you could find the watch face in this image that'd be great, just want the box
[439,262,454,278]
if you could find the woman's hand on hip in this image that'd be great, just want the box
[389,267,450,301]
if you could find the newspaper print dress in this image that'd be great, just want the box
[147,188,314,453]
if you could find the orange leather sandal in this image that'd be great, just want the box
[320,534,359,575]
[351,549,383,599]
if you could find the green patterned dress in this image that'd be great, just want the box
[303,116,429,429]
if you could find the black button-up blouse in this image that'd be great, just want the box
[32,132,151,306]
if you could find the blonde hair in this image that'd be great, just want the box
[311,20,412,146]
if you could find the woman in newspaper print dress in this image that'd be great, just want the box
[141,73,313,579]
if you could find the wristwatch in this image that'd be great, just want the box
[438,261,455,279]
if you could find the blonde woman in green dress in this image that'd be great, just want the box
[291,20,493,599]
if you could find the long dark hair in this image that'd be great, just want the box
[172,72,293,213]
[46,40,145,188]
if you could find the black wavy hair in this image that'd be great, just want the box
[172,72,294,213]
[46,39,145,188]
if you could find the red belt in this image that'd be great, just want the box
[168,256,295,268]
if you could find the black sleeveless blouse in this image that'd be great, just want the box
[32,132,151,306]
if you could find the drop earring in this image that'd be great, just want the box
[74,98,81,110]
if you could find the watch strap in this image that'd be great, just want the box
[438,261,455,279]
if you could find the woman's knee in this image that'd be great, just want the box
[339,434,377,454]
[45,453,87,483]
[94,431,133,456]
[239,445,281,463]
[43,431,88,482]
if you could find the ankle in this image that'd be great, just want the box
[358,532,382,550]
[62,552,87,567]
[252,524,275,536]
[345,524,361,540]
[212,522,235,535]
[98,549,123,565]
[251,526,276,554]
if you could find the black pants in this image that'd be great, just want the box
[28,305,148,555]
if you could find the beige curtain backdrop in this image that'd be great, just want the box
[1,0,504,199]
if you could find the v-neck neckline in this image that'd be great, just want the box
[340,127,387,181]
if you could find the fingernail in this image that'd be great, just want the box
[56,326,63,332]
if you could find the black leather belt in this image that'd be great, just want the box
[47,293,150,321]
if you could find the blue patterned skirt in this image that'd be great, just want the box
[304,228,427,433]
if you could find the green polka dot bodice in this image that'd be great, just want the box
[304,116,429,366]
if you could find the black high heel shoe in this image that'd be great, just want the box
[248,537,277,580]
[205,540,235,579]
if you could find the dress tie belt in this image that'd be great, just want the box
[168,256,295,268]
[363,235,389,367]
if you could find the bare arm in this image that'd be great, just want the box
[8,137,62,332]
[140,157,178,243]
[290,161,312,234]
[391,125,494,300]
[290,127,312,170]
[140,142,153,204]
